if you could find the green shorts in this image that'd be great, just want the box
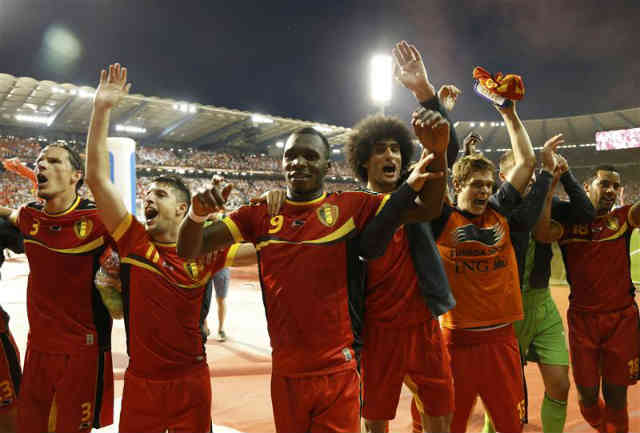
[513,288,569,366]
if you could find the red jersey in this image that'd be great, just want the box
[559,205,638,313]
[365,226,431,328]
[17,198,112,353]
[113,213,236,379]
[224,191,388,376]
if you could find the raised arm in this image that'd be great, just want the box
[499,102,537,195]
[177,180,234,259]
[534,155,566,243]
[630,200,640,227]
[392,41,460,168]
[85,63,131,233]
[550,154,596,224]
[400,109,448,223]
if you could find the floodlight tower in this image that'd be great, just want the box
[370,54,392,115]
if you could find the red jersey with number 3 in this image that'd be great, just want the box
[224,191,388,377]
[112,213,237,379]
[559,205,638,313]
[17,198,112,353]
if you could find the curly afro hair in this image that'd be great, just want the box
[344,115,414,183]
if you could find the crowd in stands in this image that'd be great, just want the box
[1,133,639,208]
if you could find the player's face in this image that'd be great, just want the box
[456,170,494,215]
[587,170,621,214]
[35,146,81,200]
[363,138,401,193]
[282,133,329,198]
[143,182,186,236]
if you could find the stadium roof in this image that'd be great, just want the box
[1,72,640,153]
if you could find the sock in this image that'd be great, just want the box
[482,411,496,433]
[579,399,605,431]
[410,397,423,433]
[603,405,629,433]
[541,393,567,433]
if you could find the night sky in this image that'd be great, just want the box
[1,0,639,128]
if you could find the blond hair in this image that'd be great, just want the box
[452,154,496,186]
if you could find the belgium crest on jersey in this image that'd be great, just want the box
[316,203,339,227]
[184,260,204,281]
[73,218,93,240]
[606,216,620,231]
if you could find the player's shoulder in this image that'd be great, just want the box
[328,189,383,202]
[24,200,44,211]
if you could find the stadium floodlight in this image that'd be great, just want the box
[189,104,197,114]
[454,121,460,128]
[332,149,341,154]
[479,122,485,127]
[470,122,476,127]
[275,141,284,148]
[313,125,332,133]
[78,89,94,98]
[370,54,392,113]
[15,114,53,126]
[115,124,147,134]
[251,114,274,124]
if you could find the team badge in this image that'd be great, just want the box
[606,216,620,231]
[184,261,204,281]
[316,204,339,227]
[73,218,93,239]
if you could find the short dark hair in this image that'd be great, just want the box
[151,174,191,208]
[587,164,619,184]
[290,127,330,158]
[45,141,84,191]
[345,115,414,183]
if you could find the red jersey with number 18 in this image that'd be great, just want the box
[224,191,388,377]
[559,205,638,313]
[112,213,237,379]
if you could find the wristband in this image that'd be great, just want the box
[188,207,212,224]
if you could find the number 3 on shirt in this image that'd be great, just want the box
[269,215,283,234]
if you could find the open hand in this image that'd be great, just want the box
[94,63,131,111]
[438,84,462,111]
[392,41,435,102]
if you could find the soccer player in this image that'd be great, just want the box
[0,140,115,433]
[85,63,256,432]
[344,112,455,433]
[0,217,24,433]
[177,111,449,431]
[482,143,595,433]
[430,100,537,433]
[534,164,640,433]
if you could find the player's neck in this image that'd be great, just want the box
[286,188,324,203]
[44,190,77,214]
[149,226,178,244]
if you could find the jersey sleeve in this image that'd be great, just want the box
[223,205,262,244]
[352,191,390,230]
[626,205,640,228]
[110,213,149,258]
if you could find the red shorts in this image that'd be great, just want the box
[119,365,212,433]
[568,304,640,388]
[0,330,21,411]
[361,318,454,420]
[444,325,525,433]
[271,368,360,433]
[17,344,114,433]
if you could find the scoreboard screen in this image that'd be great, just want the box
[596,127,640,151]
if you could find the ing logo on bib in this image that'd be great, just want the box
[73,218,93,240]
[316,204,339,227]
